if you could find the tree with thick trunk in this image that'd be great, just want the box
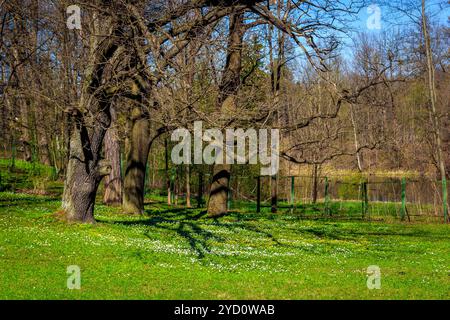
[62,7,123,222]
[61,0,269,221]
[119,1,260,215]
[207,12,244,217]
[62,107,112,223]
[122,107,152,214]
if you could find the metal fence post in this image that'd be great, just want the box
[400,177,406,221]
[227,176,232,210]
[291,176,295,212]
[197,171,203,208]
[443,177,448,223]
[10,132,16,171]
[256,176,261,213]
[361,180,368,218]
[325,176,330,215]
[170,168,176,205]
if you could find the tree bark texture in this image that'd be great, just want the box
[103,105,122,205]
[207,12,244,217]
[122,107,151,214]
[62,12,120,222]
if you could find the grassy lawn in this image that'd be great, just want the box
[0,192,449,300]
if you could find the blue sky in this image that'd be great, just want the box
[339,1,449,59]
[289,1,449,78]
[354,1,449,34]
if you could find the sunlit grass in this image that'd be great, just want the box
[0,192,448,299]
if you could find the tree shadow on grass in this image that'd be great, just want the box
[210,218,285,247]
[104,206,447,259]
[110,210,222,259]
[105,206,337,257]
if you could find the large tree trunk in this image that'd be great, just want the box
[122,107,151,214]
[208,164,231,216]
[207,12,243,217]
[62,8,120,223]
[62,106,112,223]
[103,105,122,205]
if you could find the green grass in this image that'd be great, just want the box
[0,159,61,194]
[0,191,449,299]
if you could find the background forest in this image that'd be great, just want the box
[0,0,449,300]
[1,0,448,221]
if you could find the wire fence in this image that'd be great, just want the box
[2,154,446,222]
[147,168,449,223]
